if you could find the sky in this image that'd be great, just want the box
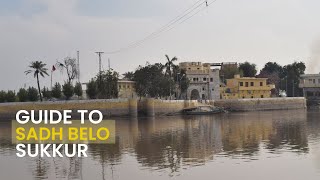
[1,0,320,90]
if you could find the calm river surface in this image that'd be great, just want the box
[0,109,319,180]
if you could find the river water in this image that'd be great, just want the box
[0,109,319,180]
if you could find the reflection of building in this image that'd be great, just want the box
[179,62,220,100]
[221,74,275,99]
[299,74,320,101]
[117,80,137,99]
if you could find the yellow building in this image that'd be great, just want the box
[118,80,137,99]
[221,75,275,99]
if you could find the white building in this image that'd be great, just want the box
[299,73,320,100]
[180,62,220,100]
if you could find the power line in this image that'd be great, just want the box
[127,0,218,50]
[105,0,204,54]
[105,0,218,54]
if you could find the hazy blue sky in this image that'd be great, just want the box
[1,0,320,90]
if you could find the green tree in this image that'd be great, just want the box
[25,61,49,101]
[258,62,283,95]
[220,63,243,82]
[6,90,16,102]
[134,63,172,98]
[239,61,257,77]
[17,88,28,102]
[282,61,306,97]
[62,82,74,100]
[51,82,62,99]
[260,62,283,75]
[164,55,178,99]
[0,90,7,103]
[86,79,98,99]
[97,69,119,99]
[42,87,52,100]
[27,87,39,101]
[74,82,83,98]
[122,71,135,81]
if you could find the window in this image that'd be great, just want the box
[193,78,197,82]
[119,85,121,89]
[313,79,316,84]
[250,82,254,86]
[202,87,205,91]
[245,82,249,87]
[261,95,264,98]
[260,82,263,86]
[239,82,244,86]
[318,79,320,84]
[203,78,207,81]
[210,78,213,82]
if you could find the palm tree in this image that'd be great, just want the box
[164,55,178,78]
[25,61,49,101]
[164,55,178,100]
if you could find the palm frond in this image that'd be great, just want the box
[165,54,170,62]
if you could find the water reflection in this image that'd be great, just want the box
[0,109,319,179]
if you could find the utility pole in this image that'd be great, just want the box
[95,52,104,86]
[77,51,80,83]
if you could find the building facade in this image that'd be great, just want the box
[221,74,275,99]
[118,80,137,99]
[179,62,220,100]
[299,74,320,101]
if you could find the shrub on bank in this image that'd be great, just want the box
[74,82,83,99]
[6,90,16,102]
[86,79,98,99]
[0,90,7,102]
[27,87,39,102]
[62,82,74,100]
[52,82,62,99]
[42,87,52,100]
[17,88,28,102]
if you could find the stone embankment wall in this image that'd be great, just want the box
[0,97,307,119]
[214,97,306,111]
[0,99,132,119]
[138,99,198,116]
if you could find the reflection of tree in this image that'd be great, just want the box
[88,138,121,180]
[135,133,183,174]
[0,122,15,153]
[30,156,50,180]
[267,119,308,152]
[135,116,222,174]
[26,144,83,180]
[220,118,267,156]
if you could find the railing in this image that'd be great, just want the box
[299,83,320,88]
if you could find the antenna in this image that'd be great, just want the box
[77,51,80,83]
[108,58,110,71]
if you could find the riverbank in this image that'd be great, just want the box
[214,97,307,111]
[0,97,307,119]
